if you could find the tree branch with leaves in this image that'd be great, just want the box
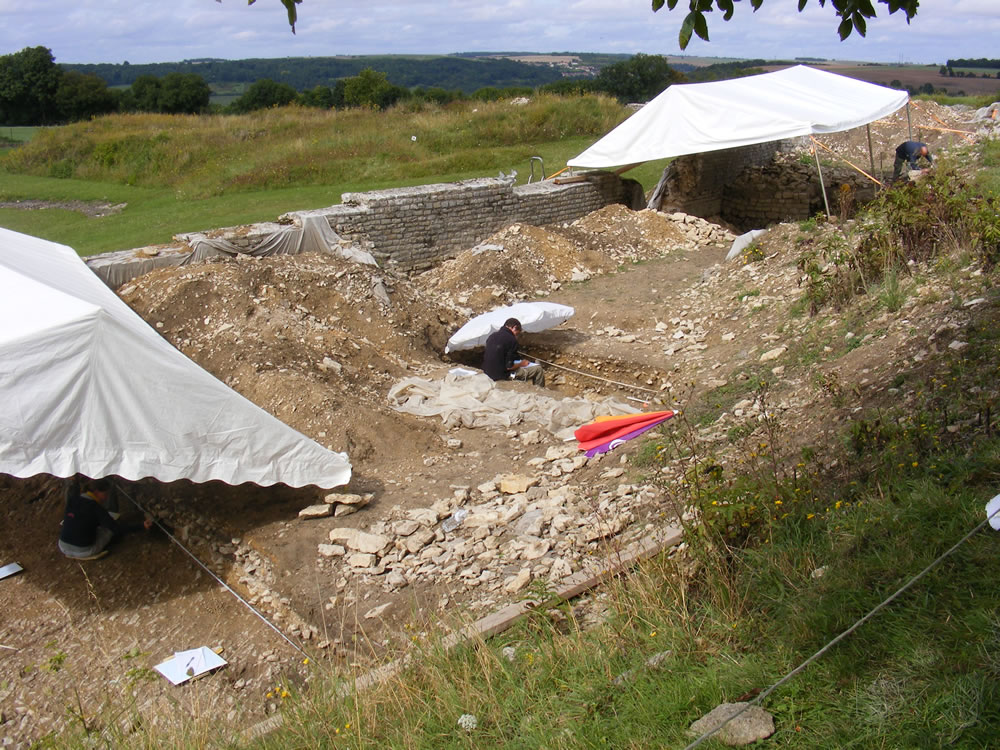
[652,0,920,49]
[216,0,302,32]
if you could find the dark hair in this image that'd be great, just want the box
[93,478,111,493]
[504,318,522,330]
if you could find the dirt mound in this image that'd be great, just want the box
[813,98,976,166]
[567,204,688,260]
[416,222,617,311]
[417,208,695,311]
[118,251,459,470]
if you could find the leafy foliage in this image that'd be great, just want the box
[593,53,686,103]
[0,46,63,125]
[228,78,298,113]
[650,0,921,50]
[217,0,302,32]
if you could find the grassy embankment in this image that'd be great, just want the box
[0,95,667,256]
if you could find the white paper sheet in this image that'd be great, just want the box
[0,562,23,580]
[154,646,227,685]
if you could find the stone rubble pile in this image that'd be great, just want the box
[312,440,674,608]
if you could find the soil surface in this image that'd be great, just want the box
[1,103,994,747]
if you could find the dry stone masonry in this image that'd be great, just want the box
[87,172,634,287]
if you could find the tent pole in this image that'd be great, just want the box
[866,124,877,188]
[813,147,831,219]
[906,101,913,141]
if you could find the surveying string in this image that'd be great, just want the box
[683,500,1000,750]
[528,354,661,395]
[117,485,309,659]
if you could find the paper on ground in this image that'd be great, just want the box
[154,646,227,685]
[986,493,1000,531]
[0,562,23,580]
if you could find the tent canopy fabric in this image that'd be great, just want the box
[568,65,909,169]
[0,228,351,488]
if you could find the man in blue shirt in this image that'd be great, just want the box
[891,141,932,183]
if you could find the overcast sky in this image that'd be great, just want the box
[1,0,997,67]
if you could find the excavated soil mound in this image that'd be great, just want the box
[417,207,695,312]
[566,204,688,261]
[118,251,459,470]
[417,222,616,311]
[813,99,976,166]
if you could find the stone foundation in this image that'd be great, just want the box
[87,172,634,287]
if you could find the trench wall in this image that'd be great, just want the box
[654,141,878,231]
[721,157,878,230]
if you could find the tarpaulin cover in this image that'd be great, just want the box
[568,65,909,169]
[575,411,675,452]
[0,228,352,488]
[388,371,636,440]
[445,302,575,353]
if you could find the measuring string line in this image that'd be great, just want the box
[683,501,1000,749]
[117,485,308,658]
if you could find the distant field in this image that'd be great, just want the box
[822,63,1000,96]
[0,127,39,143]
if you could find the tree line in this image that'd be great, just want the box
[945,58,1000,70]
[2,46,777,126]
[63,55,566,95]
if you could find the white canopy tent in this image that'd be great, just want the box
[0,228,351,488]
[568,65,909,169]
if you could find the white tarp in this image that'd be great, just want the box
[568,65,909,169]
[444,302,575,353]
[0,228,351,488]
[388,371,636,440]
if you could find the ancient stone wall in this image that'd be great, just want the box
[655,142,782,217]
[88,172,631,286]
[316,171,628,272]
[721,155,878,231]
[651,141,878,232]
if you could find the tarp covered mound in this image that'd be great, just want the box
[568,65,909,169]
[0,228,351,488]
[388,372,636,440]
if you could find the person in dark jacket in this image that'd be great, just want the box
[58,478,150,560]
[481,318,545,386]
[891,141,932,183]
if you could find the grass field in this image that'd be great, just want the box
[0,126,40,143]
[0,96,674,256]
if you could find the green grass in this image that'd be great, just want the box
[0,95,664,255]
[0,126,38,143]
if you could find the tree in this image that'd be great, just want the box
[121,75,162,112]
[54,70,117,122]
[229,78,298,112]
[0,46,63,125]
[298,84,336,109]
[341,69,406,110]
[651,0,921,50]
[157,73,211,114]
[595,53,686,103]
